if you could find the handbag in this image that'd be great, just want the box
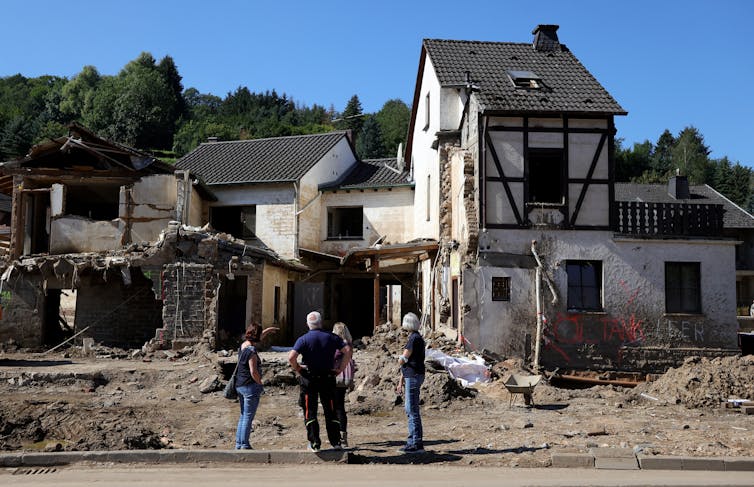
[224,349,241,400]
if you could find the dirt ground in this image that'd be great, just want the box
[1,325,753,467]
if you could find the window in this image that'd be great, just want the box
[65,183,120,220]
[423,93,430,131]
[665,262,701,313]
[492,277,511,301]
[507,70,542,90]
[327,207,363,239]
[426,175,431,222]
[210,206,256,240]
[528,148,564,204]
[567,260,602,311]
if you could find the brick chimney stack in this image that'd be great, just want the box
[532,24,560,52]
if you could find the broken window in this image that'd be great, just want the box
[210,206,256,240]
[665,262,701,313]
[528,149,564,204]
[507,70,542,90]
[327,207,363,240]
[65,183,120,220]
[567,260,602,311]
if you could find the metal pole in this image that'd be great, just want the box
[534,267,542,371]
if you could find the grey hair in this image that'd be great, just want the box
[306,311,323,330]
[401,312,420,332]
[332,322,353,344]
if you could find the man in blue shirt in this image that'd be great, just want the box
[288,311,352,452]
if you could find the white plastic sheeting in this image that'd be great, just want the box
[425,348,491,388]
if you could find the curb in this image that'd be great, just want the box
[550,450,754,471]
[0,449,348,467]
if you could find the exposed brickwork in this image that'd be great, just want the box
[76,269,163,349]
[0,274,44,346]
[161,263,217,344]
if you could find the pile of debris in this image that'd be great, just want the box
[631,355,754,408]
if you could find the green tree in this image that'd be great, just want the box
[375,99,410,159]
[672,126,711,184]
[336,95,364,136]
[0,116,33,160]
[59,66,101,121]
[651,129,675,175]
[356,115,385,159]
[615,138,653,182]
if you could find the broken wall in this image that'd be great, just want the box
[75,269,163,349]
[123,174,178,243]
[160,263,217,346]
[0,275,44,346]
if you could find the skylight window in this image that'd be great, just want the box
[507,70,542,89]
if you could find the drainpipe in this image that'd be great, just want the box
[293,181,300,259]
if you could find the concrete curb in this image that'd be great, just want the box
[551,451,754,471]
[0,449,348,467]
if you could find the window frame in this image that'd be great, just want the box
[566,260,603,312]
[491,276,511,302]
[326,206,364,240]
[665,262,701,314]
[527,148,565,205]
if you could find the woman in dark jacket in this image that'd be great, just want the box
[234,323,264,449]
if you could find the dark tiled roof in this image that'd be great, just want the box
[322,158,413,191]
[615,183,754,229]
[423,39,626,115]
[176,132,349,185]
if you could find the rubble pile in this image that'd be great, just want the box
[632,355,754,408]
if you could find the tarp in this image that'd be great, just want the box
[425,348,491,388]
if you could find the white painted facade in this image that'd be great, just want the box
[319,186,414,255]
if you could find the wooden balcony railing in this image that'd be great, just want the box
[615,201,725,238]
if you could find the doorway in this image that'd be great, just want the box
[42,289,76,347]
[217,275,248,349]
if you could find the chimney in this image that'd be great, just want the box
[207,136,219,143]
[668,175,690,200]
[532,24,560,52]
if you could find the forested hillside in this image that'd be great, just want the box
[0,52,409,162]
[0,52,750,210]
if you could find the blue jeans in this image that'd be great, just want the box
[403,374,424,448]
[235,382,263,449]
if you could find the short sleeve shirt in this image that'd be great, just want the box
[401,331,425,376]
[235,345,261,386]
[293,329,346,373]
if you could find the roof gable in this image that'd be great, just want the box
[321,158,412,191]
[176,132,352,185]
[423,38,626,115]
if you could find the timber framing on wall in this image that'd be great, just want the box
[481,113,615,230]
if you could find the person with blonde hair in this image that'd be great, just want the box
[332,322,356,447]
[395,312,425,453]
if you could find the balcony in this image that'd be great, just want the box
[614,201,725,238]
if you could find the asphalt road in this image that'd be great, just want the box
[2,464,753,487]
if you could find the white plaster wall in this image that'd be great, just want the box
[188,186,204,227]
[450,151,466,243]
[470,228,739,352]
[569,185,609,226]
[440,86,463,131]
[262,265,290,328]
[127,174,178,243]
[210,183,297,259]
[569,133,608,179]
[299,138,359,252]
[410,55,443,241]
[485,183,523,226]
[486,132,524,178]
[50,218,123,253]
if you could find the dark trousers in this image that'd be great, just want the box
[299,372,341,448]
[333,386,347,433]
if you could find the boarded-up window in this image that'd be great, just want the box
[567,260,602,311]
[665,262,701,313]
[492,276,511,301]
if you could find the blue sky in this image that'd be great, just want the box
[2,0,753,166]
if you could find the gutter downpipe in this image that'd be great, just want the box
[534,265,542,371]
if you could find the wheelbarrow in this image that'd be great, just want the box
[503,374,542,407]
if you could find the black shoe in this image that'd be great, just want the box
[398,444,425,454]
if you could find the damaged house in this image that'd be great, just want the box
[0,124,304,351]
[176,133,432,340]
[406,25,752,372]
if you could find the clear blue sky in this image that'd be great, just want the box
[2,0,753,166]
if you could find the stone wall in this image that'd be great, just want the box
[161,263,217,345]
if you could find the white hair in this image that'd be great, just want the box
[306,311,322,330]
[401,312,420,332]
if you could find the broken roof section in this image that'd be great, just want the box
[0,123,174,174]
[176,131,353,185]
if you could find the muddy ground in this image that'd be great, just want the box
[1,325,753,467]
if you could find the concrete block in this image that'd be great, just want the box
[0,453,22,467]
[107,451,162,464]
[637,455,683,470]
[550,452,595,468]
[183,450,269,464]
[681,457,725,471]
[269,450,348,464]
[742,406,754,415]
[157,450,191,463]
[589,447,635,458]
[20,452,80,466]
[724,457,754,471]
[594,457,639,470]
